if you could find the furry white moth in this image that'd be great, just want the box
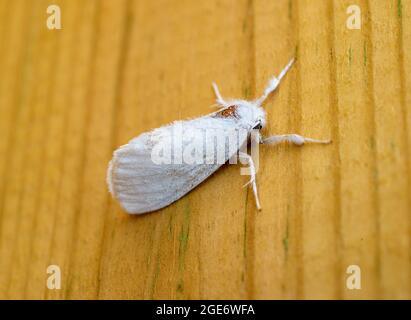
[107,59,331,214]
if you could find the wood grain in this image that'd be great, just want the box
[0,0,410,299]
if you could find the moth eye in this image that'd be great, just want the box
[253,122,262,130]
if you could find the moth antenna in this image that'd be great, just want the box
[212,82,227,106]
[255,58,294,106]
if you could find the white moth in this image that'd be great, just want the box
[107,59,331,214]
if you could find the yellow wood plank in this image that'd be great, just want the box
[0,0,410,300]
[368,0,411,299]
[332,0,380,299]
[63,0,130,299]
[7,0,64,299]
[45,0,99,301]
[0,0,45,299]
[402,0,411,300]
[23,0,81,300]
[251,0,301,299]
[98,0,253,300]
[294,0,340,299]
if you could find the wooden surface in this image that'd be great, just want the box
[0,0,410,300]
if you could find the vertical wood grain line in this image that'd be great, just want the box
[396,2,411,299]
[0,1,33,298]
[3,0,43,298]
[245,0,256,300]
[0,1,11,72]
[328,0,343,300]
[364,0,382,298]
[44,1,81,299]
[96,0,132,298]
[0,0,31,240]
[65,0,101,299]
[20,2,62,299]
[292,0,304,299]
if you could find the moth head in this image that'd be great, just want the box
[250,104,266,130]
[233,100,267,130]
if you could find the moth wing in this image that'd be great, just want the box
[107,116,248,214]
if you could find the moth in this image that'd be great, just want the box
[107,59,331,214]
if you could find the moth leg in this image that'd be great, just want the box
[262,134,332,146]
[239,152,261,211]
[211,82,228,107]
[255,58,294,106]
